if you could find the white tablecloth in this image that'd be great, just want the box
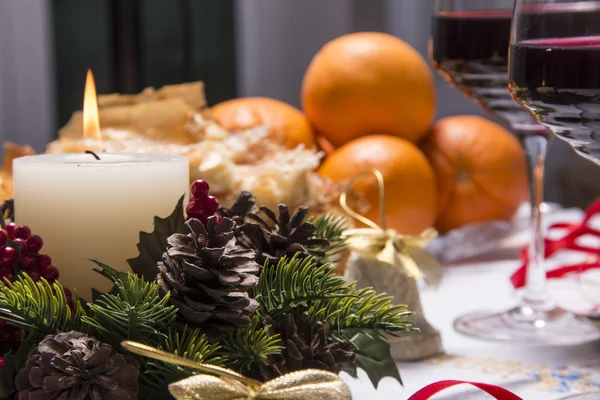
[343,206,600,399]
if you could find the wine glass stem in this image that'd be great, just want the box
[521,134,553,311]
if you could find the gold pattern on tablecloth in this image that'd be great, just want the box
[424,355,600,393]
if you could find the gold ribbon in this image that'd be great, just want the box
[340,169,444,288]
[122,341,352,400]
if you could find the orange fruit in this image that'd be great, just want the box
[319,135,437,235]
[302,32,436,147]
[421,115,528,233]
[211,97,315,149]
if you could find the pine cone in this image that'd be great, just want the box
[252,313,356,381]
[217,191,257,225]
[158,216,260,342]
[15,331,139,400]
[225,193,329,266]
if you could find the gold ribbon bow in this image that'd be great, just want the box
[340,169,444,288]
[122,341,352,400]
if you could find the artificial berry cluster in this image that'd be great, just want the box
[0,221,67,369]
[185,180,222,226]
[0,222,59,284]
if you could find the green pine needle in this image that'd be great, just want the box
[219,315,283,373]
[309,214,349,263]
[143,326,224,391]
[163,326,223,365]
[253,255,351,317]
[82,272,177,347]
[0,274,86,334]
[254,254,412,336]
[310,282,415,337]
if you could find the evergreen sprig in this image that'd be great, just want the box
[309,214,348,263]
[310,283,414,338]
[0,274,86,335]
[81,261,177,347]
[253,254,412,337]
[253,255,351,317]
[143,326,224,395]
[219,315,283,373]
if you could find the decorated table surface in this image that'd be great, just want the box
[344,205,600,399]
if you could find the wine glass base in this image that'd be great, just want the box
[454,305,600,345]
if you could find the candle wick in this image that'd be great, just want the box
[85,150,101,160]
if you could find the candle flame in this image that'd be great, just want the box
[83,69,103,146]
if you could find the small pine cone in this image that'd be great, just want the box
[235,201,329,266]
[217,191,257,225]
[158,216,261,342]
[15,331,139,400]
[252,313,356,382]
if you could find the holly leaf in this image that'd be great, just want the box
[0,331,40,399]
[342,328,402,388]
[127,195,186,282]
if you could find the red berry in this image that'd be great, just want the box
[0,230,7,247]
[0,356,5,371]
[191,180,210,198]
[14,226,31,240]
[0,271,13,283]
[186,199,204,219]
[14,239,28,254]
[26,235,43,254]
[6,223,15,239]
[41,266,59,282]
[204,196,219,214]
[36,254,52,269]
[19,256,35,272]
[0,247,17,267]
[28,272,40,282]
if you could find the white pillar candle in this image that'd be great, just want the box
[13,153,189,299]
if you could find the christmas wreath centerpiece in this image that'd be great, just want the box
[0,180,414,400]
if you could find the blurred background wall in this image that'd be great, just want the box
[0,0,596,206]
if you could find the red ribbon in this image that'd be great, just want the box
[511,199,600,289]
[408,380,523,400]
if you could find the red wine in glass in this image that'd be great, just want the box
[431,10,547,136]
[510,37,600,161]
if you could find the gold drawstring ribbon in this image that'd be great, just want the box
[122,341,352,400]
[340,169,444,288]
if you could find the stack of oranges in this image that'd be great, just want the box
[211,32,527,235]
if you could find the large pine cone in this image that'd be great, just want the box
[221,192,329,266]
[251,313,356,382]
[158,216,260,342]
[15,331,139,400]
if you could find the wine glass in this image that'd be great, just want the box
[431,0,600,344]
[508,0,600,344]
[510,1,600,163]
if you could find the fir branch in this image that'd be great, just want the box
[309,282,414,338]
[254,255,412,337]
[163,326,223,365]
[0,274,86,334]
[253,255,351,317]
[309,214,348,263]
[142,326,224,395]
[81,269,177,348]
[219,315,283,373]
